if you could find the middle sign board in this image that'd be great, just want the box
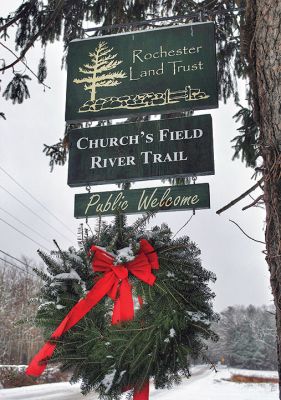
[68,115,214,187]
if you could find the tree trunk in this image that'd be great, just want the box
[246,0,281,396]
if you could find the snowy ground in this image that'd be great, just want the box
[0,366,278,400]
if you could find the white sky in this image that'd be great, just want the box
[0,2,273,311]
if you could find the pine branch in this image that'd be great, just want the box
[158,244,190,254]
[33,266,52,284]
[78,67,93,74]
[107,232,119,253]
[0,41,51,90]
[84,84,92,91]
[88,54,98,65]
[97,45,114,58]
[95,71,127,82]
[129,211,157,236]
[37,56,47,84]
[88,42,109,62]
[53,239,64,257]
[89,51,97,58]
[98,60,123,73]
[83,64,96,70]
[43,139,67,172]
[73,77,93,84]
[0,0,38,33]
[78,58,121,76]
[232,104,259,168]
[96,54,117,69]
[98,49,114,58]
[0,0,65,73]
[95,215,102,243]
[3,73,31,104]
[97,56,119,67]
[96,79,120,87]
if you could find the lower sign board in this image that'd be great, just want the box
[74,183,210,218]
[68,115,214,187]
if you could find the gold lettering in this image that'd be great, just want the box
[165,197,173,207]
[85,194,100,214]
[191,195,199,205]
[180,196,192,206]
[133,49,143,63]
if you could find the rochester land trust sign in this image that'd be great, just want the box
[67,115,214,187]
[66,22,217,122]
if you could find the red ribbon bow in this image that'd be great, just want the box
[26,239,158,400]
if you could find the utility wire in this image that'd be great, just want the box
[0,165,76,237]
[0,249,35,270]
[0,256,36,277]
[0,216,50,251]
[0,184,73,244]
[0,205,52,245]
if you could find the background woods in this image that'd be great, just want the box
[207,305,278,371]
[0,260,42,365]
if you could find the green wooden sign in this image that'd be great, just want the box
[67,115,214,187]
[74,183,210,218]
[66,22,217,122]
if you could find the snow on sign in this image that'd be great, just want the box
[67,115,214,187]
[65,22,218,122]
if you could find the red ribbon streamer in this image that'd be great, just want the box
[26,239,158,400]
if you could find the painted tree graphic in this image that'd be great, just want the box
[73,41,127,102]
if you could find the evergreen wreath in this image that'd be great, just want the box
[30,214,218,399]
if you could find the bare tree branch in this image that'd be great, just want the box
[229,219,265,245]
[216,178,264,215]
[242,194,264,211]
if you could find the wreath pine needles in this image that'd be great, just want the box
[32,217,218,399]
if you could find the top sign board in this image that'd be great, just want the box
[66,22,218,122]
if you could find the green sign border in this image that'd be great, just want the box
[67,115,215,187]
[74,183,210,218]
[66,22,218,122]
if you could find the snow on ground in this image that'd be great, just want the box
[0,366,278,400]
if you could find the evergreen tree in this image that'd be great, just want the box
[207,305,277,370]
[30,216,218,398]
